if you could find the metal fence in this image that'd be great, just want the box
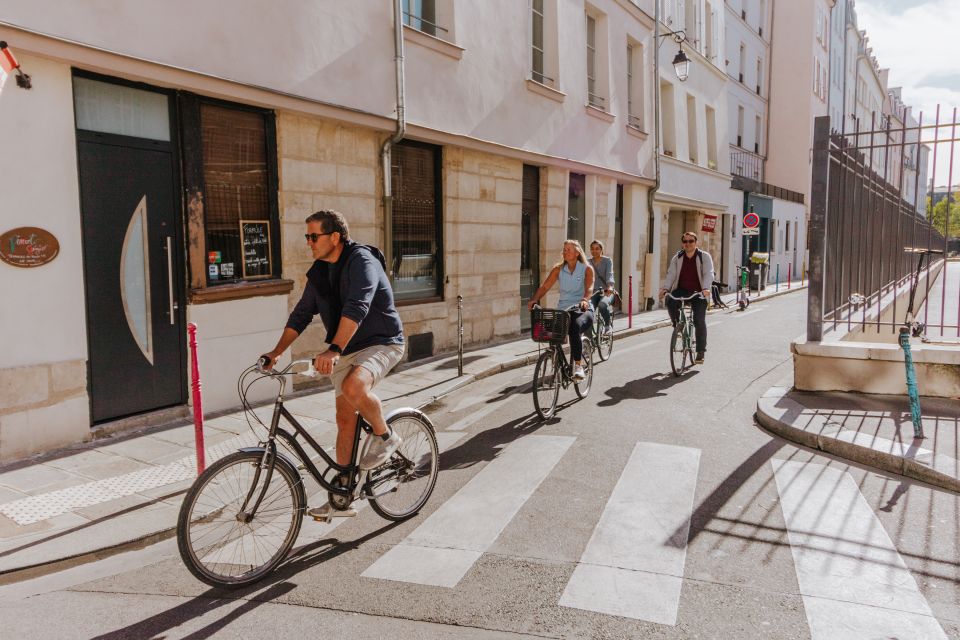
[808,109,959,341]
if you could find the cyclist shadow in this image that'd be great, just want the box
[597,370,700,407]
[440,410,551,471]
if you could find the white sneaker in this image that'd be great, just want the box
[360,429,402,469]
[573,365,586,381]
[604,325,613,336]
[308,503,357,520]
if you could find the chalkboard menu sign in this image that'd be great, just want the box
[240,220,272,279]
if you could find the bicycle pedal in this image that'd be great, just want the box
[308,504,358,522]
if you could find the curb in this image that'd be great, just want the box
[756,387,959,493]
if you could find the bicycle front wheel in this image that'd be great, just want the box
[595,325,613,362]
[574,337,594,399]
[177,451,305,588]
[533,350,560,420]
[669,323,687,376]
[368,411,439,521]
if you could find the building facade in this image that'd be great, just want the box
[0,0,662,460]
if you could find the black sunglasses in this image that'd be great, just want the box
[682,239,696,244]
[305,232,335,242]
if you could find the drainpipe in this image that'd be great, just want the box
[646,0,662,310]
[382,0,406,273]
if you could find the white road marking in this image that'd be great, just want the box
[559,442,701,625]
[446,383,531,431]
[772,460,947,640]
[706,320,723,327]
[732,307,764,318]
[361,435,575,587]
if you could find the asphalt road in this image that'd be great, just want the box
[1,293,957,639]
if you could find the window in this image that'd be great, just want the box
[738,44,745,83]
[705,105,718,170]
[785,220,791,251]
[627,41,644,129]
[816,5,824,44]
[686,95,698,164]
[402,0,449,39]
[567,173,586,246]
[199,104,275,285]
[584,8,610,110]
[532,0,546,83]
[814,57,821,98]
[756,57,763,95]
[391,140,443,302]
[755,115,762,154]
[661,81,677,156]
[530,0,559,88]
[704,5,716,61]
[737,105,744,147]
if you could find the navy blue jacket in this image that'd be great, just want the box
[285,240,404,355]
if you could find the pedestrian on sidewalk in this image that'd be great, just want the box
[589,240,616,335]
[261,210,405,515]
[527,239,595,381]
[659,231,715,364]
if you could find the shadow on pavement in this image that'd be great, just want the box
[597,370,700,406]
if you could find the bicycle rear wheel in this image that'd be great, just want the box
[574,337,594,398]
[177,451,305,588]
[533,350,560,420]
[367,410,439,521]
[669,323,687,376]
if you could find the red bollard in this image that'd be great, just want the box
[628,274,633,328]
[187,322,206,475]
[787,263,792,289]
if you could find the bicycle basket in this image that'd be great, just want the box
[531,309,570,344]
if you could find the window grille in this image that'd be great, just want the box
[391,141,443,301]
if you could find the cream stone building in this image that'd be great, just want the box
[0,1,663,460]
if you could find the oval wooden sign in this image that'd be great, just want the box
[0,227,61,268]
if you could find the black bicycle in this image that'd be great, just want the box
[176,358,438,588]
[588,290,617,362]
[530,305,593,420]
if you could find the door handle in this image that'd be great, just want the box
[166,236,177,325]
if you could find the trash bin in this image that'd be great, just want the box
[749,252,769,290]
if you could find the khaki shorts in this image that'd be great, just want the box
[330,343,405,397]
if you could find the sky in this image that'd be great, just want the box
[853,0,959,188]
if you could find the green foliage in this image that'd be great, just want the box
[927,195,960,238]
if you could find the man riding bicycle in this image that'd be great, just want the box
[589,240,615,335]
[527,239,595,381]
[659,231,715,364]
[261,210,405,516]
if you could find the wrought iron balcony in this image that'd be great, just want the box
[730,147,764,182]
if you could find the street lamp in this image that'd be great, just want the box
[659,30,690,82]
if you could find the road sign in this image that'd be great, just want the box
[743,211,760,228]
[742,227,760,236]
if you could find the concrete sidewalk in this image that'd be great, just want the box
[757,387,959,493]
[0,282,806,582]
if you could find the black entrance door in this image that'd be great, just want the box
[78,137,186,423]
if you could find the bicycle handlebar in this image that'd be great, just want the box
[664,292,705,302]
[256,356,319,377]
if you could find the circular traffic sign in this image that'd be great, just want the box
[743,211,760,228]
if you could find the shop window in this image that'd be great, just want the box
[391,140,443,302]
[180,94,283,299]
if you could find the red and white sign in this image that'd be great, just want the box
[743,211,760,229]
[0,43,19,95]
[701,214,718,232]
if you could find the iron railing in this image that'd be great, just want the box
[808,109,959,340]
[730,147,764,182]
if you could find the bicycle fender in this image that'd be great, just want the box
[384,406,435,431]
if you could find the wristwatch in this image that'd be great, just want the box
[327,343,343,355]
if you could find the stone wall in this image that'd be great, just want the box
[276,112,384,360]
[0,360,89,462]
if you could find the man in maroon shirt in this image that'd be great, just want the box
[659,232,715,363]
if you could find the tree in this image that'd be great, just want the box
[927,195,960,238]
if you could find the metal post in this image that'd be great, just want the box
[457,295,463,377]
[187,322,206,474]
[808,116,831,341]
[628,274,633,328]
[899,327,924,438]
[787,262,792,289]
[776,263,780,292]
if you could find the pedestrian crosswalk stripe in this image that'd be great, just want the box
[559,442,700,625]
[772,460,948,640]
[361,434,576,587]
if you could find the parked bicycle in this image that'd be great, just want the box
[587,289,617,362]
[530,305,593,420]
[176,358,438,588]
[665,292,704,376]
